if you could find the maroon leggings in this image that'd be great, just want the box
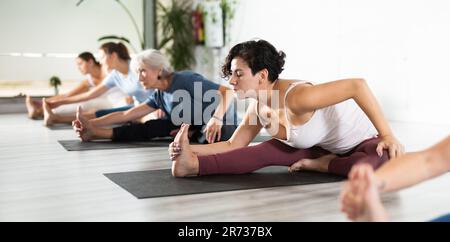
[198,137,389,177]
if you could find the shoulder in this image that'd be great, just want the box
[80,79,91,87]
[102,70,120,86]
[104,70,120,80]
[175,70,205,81]
[174,71,217,89]
[283,80,312,115]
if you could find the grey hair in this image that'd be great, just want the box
[134,49,174,78]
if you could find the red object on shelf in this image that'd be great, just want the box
[192,9,205,45]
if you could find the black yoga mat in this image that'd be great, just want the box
[104,167,344,199]
[58,138,174,151]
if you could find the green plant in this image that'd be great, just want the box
[49,76,62,95]
[76,0,144,52]
[157,0,195,71]
[220,0,237,44]
[200,0,237,46]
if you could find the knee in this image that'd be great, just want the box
[357,154,388,171]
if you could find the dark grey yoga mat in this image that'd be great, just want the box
[58,138,174,151]
[47,124,74,130]
[104,167,344,199]
[59,135,271,151]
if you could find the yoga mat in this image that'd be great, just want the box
[47,124,74,130]
[104,167,344,199]
[59,135,271,151]
[251,135,272,143]
[58,138,174,151]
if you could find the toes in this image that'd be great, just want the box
[181,124,190,140]
[175,124,190,144]
[76,106,85,121]
[289,163,303,172]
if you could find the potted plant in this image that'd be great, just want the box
[157,0,195,71]
[49,76,62,95]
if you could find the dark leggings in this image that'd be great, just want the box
[112,119,238,143]
[198,137,389,177]
[112,119,179,142]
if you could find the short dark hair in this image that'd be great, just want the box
[100,42,131,61]
[222,39,286,82]
[77,52,100,66]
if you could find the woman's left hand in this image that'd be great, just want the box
[376,135,405,159]
[204,117,223,144]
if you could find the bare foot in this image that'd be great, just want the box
[75,106,95,142]
[341,164,389,222]
[171,124,200,177]
[42,98,55,126]
[26,96,43,119]
[288,154,336,173]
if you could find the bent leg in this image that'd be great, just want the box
[329,137,389,177]
[198,139,329,175]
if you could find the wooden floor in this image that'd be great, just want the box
[0,114,449,222]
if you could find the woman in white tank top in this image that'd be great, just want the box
[169,40,405,178]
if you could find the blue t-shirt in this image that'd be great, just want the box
[146,71,237,126]
[102,69,153,103]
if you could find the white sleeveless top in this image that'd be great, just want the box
[86,74,96,88]
[256,81,378,154]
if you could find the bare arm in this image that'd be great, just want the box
[204,85,237,143]
[46,80,90,102]
[62,80,91,98]
[191,101,263,156]
[287,78,404,158]
[90,102,156,127]
[376,136,450,193]
[212,85,234,121]
[49,84,109,108]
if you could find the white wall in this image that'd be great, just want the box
[0,0,143,82]
[226,0,450,124]
[1,0,449,124]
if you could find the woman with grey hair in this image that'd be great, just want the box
[73,49,238,144]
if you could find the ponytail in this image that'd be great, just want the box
[100,42,131,61]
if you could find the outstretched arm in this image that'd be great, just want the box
[172,101,263,158]
[376,136,450,193]
[204,85,236,143]
[287,78,404,158]
[340,136,450,221]
[89,102,156,127]
[46,80,91,102]
[47,84,109,108]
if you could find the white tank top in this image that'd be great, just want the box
[257,81,378,154]
[86,74,96,88]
